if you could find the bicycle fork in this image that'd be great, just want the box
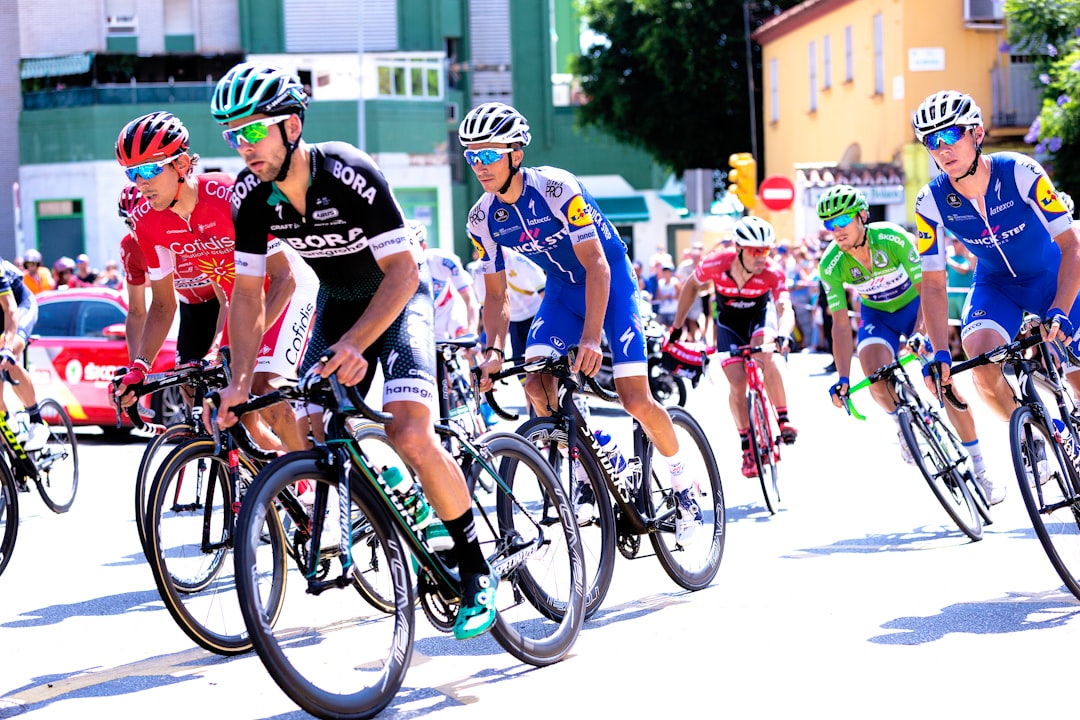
[304,445,355,594]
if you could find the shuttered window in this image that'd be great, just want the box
[284,0,398,53]
[469,0,512,105]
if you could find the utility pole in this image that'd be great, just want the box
[743,2,758,163]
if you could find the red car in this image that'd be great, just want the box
[28,287,181,437]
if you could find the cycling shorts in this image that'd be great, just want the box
[526,258,646,378]
[300,274,438,413]
[856,298,920,355]
[255,270,318,380]
[177,299,221,364]
[962,273,1080,355]
[714,301,777,356]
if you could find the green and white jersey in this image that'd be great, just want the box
[819,222,922,314]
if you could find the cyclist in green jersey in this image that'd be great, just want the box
[819,185,1001,504]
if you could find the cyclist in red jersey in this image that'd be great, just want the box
[112,111,315,451]
[118,186,149,362]
[673,216,797,478]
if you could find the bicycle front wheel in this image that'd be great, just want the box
[136,422,198,552]
[471,431,584,666]
[747,390,780,514]
[646,406,726,590]
[898,408,982,541]
[516,417,616,619]
[1011,407,1080,599]
[234,450,414,720]
[34,399,78,513]
[146,437,287,655]
[0,459,19,577]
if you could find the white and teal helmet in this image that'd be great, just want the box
[211,62,309,123]
[458,102,531,146]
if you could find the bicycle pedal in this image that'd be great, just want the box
[15,479,30,493]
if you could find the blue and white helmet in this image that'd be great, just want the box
[912,90,983,143]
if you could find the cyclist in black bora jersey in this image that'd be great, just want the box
[206,62,499,640]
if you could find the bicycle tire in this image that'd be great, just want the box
[135,422,198,552]
[1010,406,1080,600]
[464,431,585,665]
[934,418,992,526]
[645,406,726,590]
[747,389,780,514]
[516,416,616,619]
[146,437,288,655]
[0,459,19,577]
[898,407,982,541]
[34,399,79,513]
[234,450,414,720]
[649,364,687,407]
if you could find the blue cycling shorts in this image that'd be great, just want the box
[857,298,920,355]
[526,255,647,378]
[962,273,1080,353]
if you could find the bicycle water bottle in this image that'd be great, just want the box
[1052,419,1080,467]
[381,466,435,530]
[594,429,632,500]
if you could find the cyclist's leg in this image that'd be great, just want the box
[521,282,579,417]
[855,304,906,413]
[961,282,1024,421]
[251,292,315,452]
[5,295,47,447]
[749,301,797,440]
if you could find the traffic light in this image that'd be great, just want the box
[728,153,757,210]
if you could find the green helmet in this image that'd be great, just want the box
[211,62,309,123]
[816,184,868,220]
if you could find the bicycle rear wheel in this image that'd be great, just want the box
[898,407,982,540]
[234,451,413,720]
[747,389,780,514]
[136,422,198,552]
[1011,407,1080,599]
[516,417,616,619]
[0,459,19,577]
[468,431,584,666]
[146,437,287,655]
[934,418,992,526]
[645,407,725,590]
[34,399,78,513]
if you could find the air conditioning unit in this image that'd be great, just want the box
[106,14,138,34]
[964,0,1004,23]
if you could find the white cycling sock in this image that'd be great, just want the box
[663,450,689,492]
[962,439,987,475]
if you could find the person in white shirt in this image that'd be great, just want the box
[414,221,478,340]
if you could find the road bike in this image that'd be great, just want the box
[595,314,689,406]
[950,331,1080,596]
[844,342,985,540]
[0,373,78,577]
[488,349,725,618]
[230,363,584,719]
[711,341,791,514]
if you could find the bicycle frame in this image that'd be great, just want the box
[734,345,781,463]
[0,413,38,481]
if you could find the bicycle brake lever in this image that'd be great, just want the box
[943,385,968,412]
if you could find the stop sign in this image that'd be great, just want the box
[758,175,796,211]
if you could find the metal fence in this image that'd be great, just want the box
[23,82,216,110]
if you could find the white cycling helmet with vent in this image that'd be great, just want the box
[733,216,777,248]
[458,102,531,147]
[912,90,983,142]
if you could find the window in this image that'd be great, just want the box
[374,55,443,100]
[770,58,779,123]
[823,34,832,89]
[873,13,884,95]
[844,26,853,82]
[809,41,817,112]
[78,301,125,337]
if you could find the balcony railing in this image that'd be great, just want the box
[991,58,1042,130]
[23,82,217,111]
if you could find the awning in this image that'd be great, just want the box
[595,195,650,224]
[659,193,689,217]
[20,54,94,80]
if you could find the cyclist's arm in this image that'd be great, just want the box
[1050,224,1080,326]
[0,291,18,352]
[480,270,510,358]
[673,273,703,330]
[263,250,296,330]
[208,281,228,358]
[920,269,951,368]
[459,284,480,336]
[133,274,179,365]
[573,238,610,349]
[776,295,795,338]
[829,306,855,380]
[223,272,265,397]
[124,281,147,363]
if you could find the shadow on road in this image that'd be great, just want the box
[870,588,1080,645]
[1,587,163,629]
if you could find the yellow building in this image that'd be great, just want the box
[750,0,1039,245]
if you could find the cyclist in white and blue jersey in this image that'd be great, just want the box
[464,102,703,545]
[913,90,1080,422]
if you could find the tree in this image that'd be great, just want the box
[1005,0,1080,197]
[572,0,799,176]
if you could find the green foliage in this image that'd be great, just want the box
[572,0,799,175]
[1005,0,1080,196]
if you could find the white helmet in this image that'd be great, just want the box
[912,90,983,143]
[458,102,531,147]
[733,216,776,248]
[407,219,428,246]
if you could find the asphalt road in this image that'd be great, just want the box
[1,351,1078,720]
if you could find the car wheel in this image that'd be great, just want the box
[151,385,188,427]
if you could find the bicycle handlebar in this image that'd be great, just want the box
[480,346,620,419]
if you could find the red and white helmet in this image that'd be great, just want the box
[115,111,189,166]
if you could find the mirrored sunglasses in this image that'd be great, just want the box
[823,212,858,231]
[741,246,770,257]
[124,155,181,182]
[222,115,290,150]
[463,148,514,166]
[923,125,967,150]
